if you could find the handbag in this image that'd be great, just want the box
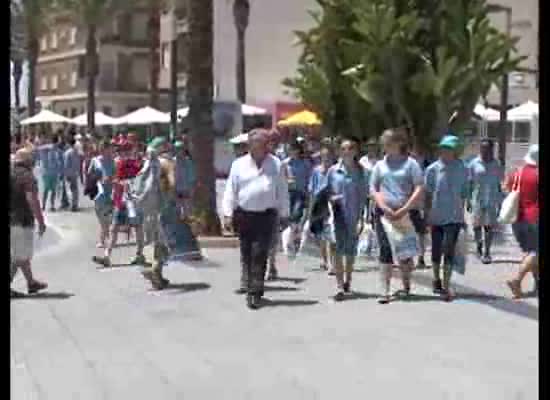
[498,168,523,224]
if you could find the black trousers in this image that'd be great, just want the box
[234,208,277,295]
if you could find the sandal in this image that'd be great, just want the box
[377,295,391,304]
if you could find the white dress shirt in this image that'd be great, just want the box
[223,153,290,218]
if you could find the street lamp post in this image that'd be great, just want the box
[487,4,512,169]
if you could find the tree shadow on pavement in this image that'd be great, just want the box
[12,291,75,301]
[261,299,319,307]
[393,293,441,303]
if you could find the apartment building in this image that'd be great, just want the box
[486,0,539,106]
[158,0,318,123]
[36,6,168,118]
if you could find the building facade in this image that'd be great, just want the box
[486,0,539,106]
[36,7,168,118]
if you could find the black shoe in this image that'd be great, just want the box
[235,288,247,295]
[247,294,261,310]
[343,282,351,293]
[334,291,345,302]
[433,279,443,294]
[71,206,79,212]
[27,281,48,295]
[481,254,492,264]
[49,207,56,212]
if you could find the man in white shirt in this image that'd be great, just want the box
[223,129,290,309]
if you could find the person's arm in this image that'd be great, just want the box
[370,164,394,217]
[25,179,46,236]
[222,162,239,219]
[276,162,290,220]
[394,161,425,219]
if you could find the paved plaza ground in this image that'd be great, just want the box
[11,185,538,400]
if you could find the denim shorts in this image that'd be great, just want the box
[113,208,144,226]
[512,221,538,255]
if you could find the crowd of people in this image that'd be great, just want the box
[10,130,200,296]
[223,128,539,309]
[10,127,539,310]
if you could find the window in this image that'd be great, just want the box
[70,108,77,117]
[51,74,58,90]
[41,75,48,91]
[69,27,77,45]
[70,71,78,88]
[161,43,170,69]
[51,31,58,49]
[62,110,68,117]
[513,122,531,143]
[40,36,48,51]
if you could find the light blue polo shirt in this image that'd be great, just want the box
[369,156,424,210]
[425,159,468,225]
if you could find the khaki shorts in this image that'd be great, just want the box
[10,225,34,261]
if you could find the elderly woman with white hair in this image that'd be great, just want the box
[505,144,539,299]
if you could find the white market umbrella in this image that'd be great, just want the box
[473,104,501,121]
[20,109,72,125]
[71,112,120,126]
[507,100,539,121]
[242,104,268,116]
[177,103,268,119]
[117,106,170,125]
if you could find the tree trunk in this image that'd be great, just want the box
[86,24,98,132]
[236,30,246,103]
[188,0,220,235]
[148,0,160,109]
[13,60,23,113]
[27,37,39,117]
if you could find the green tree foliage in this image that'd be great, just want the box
[285,0,524,150]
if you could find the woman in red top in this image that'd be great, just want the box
[505,144,539,299]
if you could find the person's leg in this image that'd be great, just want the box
[69,177,79,210]
[319,240,329,270]
[483,226,494,262]
[248,212,274,307]
[267,215,279,280]
[441,224,461,299]
[410,210,426,267]
[508,223,538,298]
[399,259,413,294]
[507,254,536,299]
[60,177,69,209]
[431,225,444,292]
[374,211,393,303]
[344,255,355,292]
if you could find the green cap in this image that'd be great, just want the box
[174,140,184,149]
[438,135,460,150]
[147,136,167,150]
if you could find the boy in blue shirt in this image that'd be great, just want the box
[425,135,468,301]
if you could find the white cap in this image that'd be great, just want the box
[229,133,249,145]
[75,134,83,140]
[524,144,539,166]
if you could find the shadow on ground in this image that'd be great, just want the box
[163,282,211,294]
[262,299,319,307]
[11,291,75,301]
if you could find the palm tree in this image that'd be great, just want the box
[10,1,26,113]
[233,0,249,103]
[56,0,121,131]
[187,0,219,234]
[17,0,53,117]
[148,0,162,109]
